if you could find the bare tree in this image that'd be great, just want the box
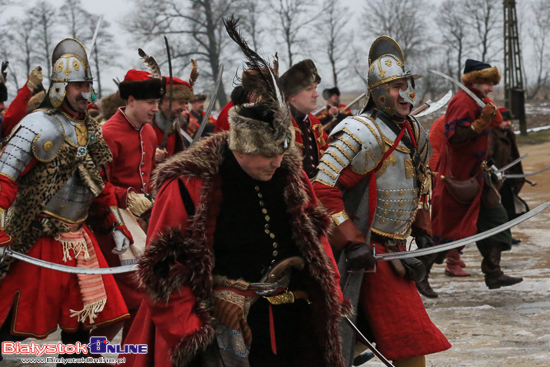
[436,0,471,82]
[30,1,57,81]
[268,0,319,67]
[123,0,245,107]
[59,0,91,40]
[4,16,37,81]
[361,0,430,60]
[318,0,350,87]
[241,0,266,51]
[462,0,501,63]
[85,15,119,99]
[525,0,550,99]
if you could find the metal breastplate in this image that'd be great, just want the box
[42,171,95,223]
[371,118,421,239]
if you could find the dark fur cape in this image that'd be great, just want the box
[139,132,352,366]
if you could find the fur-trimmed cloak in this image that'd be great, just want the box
[124,132,351,367]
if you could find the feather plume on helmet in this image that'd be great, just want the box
[118,48,165,101]
[223,16,294,157]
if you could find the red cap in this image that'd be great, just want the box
[165,76,191,88]
[123,69,152,82]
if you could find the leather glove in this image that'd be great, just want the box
[112,228,130,254]
[212,296,252,346]
[345,243,376,271]
[415,234,434,249]
[26,66,43,91]
[471,103,497,133]
[127,191,153,217]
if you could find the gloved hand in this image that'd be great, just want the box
[212,295,252,346]
[112,228,131,254]
[345,243,376,271]
[471,103,497,133]
[26,66,43,91]
[127,191,153,217]
[415,234,434,249]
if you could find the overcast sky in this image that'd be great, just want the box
[1,0,536,101]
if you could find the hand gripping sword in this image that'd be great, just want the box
[313,92,367,116]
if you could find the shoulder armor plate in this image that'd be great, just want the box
[21,110,65,162]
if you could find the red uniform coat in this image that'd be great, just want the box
[98,107,157,310]
[431,90,502,244]
[429,115,446,171]
[124,133,351,367]
[0,142,129,338]
[1,86,32,137]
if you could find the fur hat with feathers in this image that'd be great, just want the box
[224,16,294,156]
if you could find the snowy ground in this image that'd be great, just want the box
[3,143,550,367]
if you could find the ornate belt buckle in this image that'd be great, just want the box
[264,290,295,305]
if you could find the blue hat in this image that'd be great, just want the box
[463,59,492,74]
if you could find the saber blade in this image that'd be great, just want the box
[430,70,485,108]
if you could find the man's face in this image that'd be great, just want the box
[127,97,160,126]
[499,119,512,130]
[234,151,284,182]
[64,82,92,113]
[191,100,204,114]
[288,82,319,115]
[160,98,187,118]
[472,82,494,99]
[327,94,339,106]
[387,78,412,118]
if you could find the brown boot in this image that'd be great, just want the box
[485,273,523,289]
[416,277,438,298]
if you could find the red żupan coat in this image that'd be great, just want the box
[431,89,502,244]
[124,132,352,367]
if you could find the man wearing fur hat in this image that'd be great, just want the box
[429,59,523,294]
[94,68,164,341]
[154,63,199,161]
[317,86,352,132]
[313,36,450,366]
[280,59,328,179]
[0,39,131,359]
[124,18,351,367]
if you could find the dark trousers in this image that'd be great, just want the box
[476,202,513,277]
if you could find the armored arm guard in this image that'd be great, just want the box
[314,115,385,188]
[0,111,64,181]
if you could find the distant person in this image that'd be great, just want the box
[316,86,352,133]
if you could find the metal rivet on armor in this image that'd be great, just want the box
[397,211,403,217]
[399,200,405,207]
[262,209,267,214]
[384,191,390,198]
[383,210,389,215]
[273,250,278,257]
[43,141,54,152]
[394,221,400,226]
[383,202,390,207]
[270,233,275,239]
[273,242,278,248]
[379,218,386,224]
[399,189,405,196]
[265,215,270,222]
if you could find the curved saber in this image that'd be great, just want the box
[375,201,550,261]
[503,164,550,179]
[496,153,528,173]
[3,248,138,274]
[430,69,485,108]
[191,64,224,145]
[413,90,453,117]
